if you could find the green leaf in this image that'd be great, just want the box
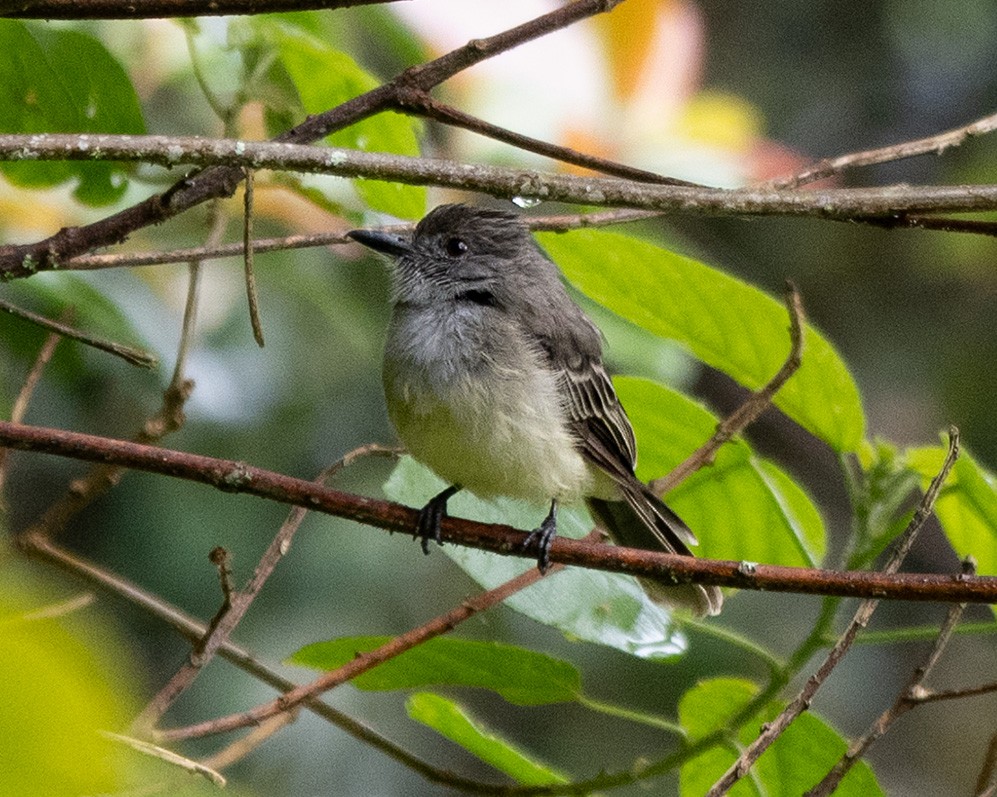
[289,636,582,705]
[907,445,997,579]
[383,456,690,660]
[538,230,865,453]
[679,678,883,797]
[262,21,424,219]
[616,377,826,566]
[0,21,145,205]
[406,692,569,786]
[0,595,136,795]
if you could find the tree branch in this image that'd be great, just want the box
[4,133,997,278]
[20,532,507,793]
[0,0,402,19]
[806,559,975,796]
[650,281,804,496]
[4,420,994,604]
[0,0,622,275]
[705,428,961,796]
[771,110,997,188]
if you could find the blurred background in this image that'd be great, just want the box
[1,1,995,794]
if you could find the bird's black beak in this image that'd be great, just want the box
[346,228,412,258]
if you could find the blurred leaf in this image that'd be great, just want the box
[289,636,582,705]
[539,230,865,453]
[616,377,825,566]
[0,595,135,795]
[384,456,690,660]
[406,692,569,786]
[679,678,883,796]
[907,445,997,580]
[0,21,145,205]
[251,19,424,219]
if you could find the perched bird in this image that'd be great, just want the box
[348,204,721,616]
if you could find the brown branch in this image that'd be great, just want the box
[7,133,997,281]
[49,212,659,275]
[771,110,997,188]
[910,680,997,705]
[863,214,997,237]
[0,0,623,276]
[0,298,157,368]
[651,282,804,496]
[4,420,995,604]
[0,327,62,504]
[396,89,699,187]
[242,169,265,347]
[19,532,507,794]
[157,561,563,742]
[807,559,975,795]
[199,709,300,772]
[14,205,223,541]
[705,428,961,796]
[1,0,402,19]
[130,450,388,734]
[53,231,354,272]
[978,732,997,797]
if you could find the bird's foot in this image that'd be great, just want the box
[416,484,461,555]
[522,500,558,573]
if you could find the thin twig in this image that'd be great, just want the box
[199,709,300,771]
[4,592,95,624]
[99,731,226,787]
[908,680,997,705]
[771,110,997,188]
[806,559,976,796]
[651,282,805,496]
[242,168,265,347]
[0,328,62,503]
[1,0,401,18]
[208,547,235,607]
[19,533,507,794]
[0,0,624,276]
[397,89,699,187]
[157,559,566,742]
[978,732,997,797]
[0,299,156,368]
[705,427,960,797]
[15,206,224,542]
[131,445,401,734]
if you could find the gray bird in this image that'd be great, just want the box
[348,204,722,617]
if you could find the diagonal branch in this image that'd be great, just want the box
[705,428,961,796]
[0,0,622,275]
[20,532,506,794]
[806,559,975,796]
[651,282,804,496]
[1,0,399,18]
[395,88,699,187]
[156,558,566,743]
[771,110,997,188]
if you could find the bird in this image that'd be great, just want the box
[347,203,722,617]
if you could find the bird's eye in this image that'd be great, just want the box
[444,237,468,257]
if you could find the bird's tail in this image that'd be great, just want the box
[586,485,723,617]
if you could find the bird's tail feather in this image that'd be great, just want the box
[586,489,723,617]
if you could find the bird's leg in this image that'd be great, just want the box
[523,499,558,573]
[416,484,461,554]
